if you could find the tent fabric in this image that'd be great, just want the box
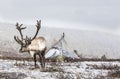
[45,33,79,59]
[45,47,79,58]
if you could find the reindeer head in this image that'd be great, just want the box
[14,20,41,53]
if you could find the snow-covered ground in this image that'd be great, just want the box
[0,59,119,79]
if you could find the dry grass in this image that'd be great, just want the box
[87,64,120,70]
[0,72,27,79]
[55,72,76,79]
[108,70,120,78]
[43,66,64,72]
[1,54,120,62]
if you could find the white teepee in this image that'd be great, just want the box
[45,33,79,59]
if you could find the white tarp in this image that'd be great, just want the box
[45,47,79,59]
[45,33,79,59]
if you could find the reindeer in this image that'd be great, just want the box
[14,20,47,69]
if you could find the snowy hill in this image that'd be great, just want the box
[0,22,120,59]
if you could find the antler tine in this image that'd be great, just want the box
[25,36,30,41]
[36,20,41,29]
[25,36,31,44]
[14,36,23,45]
[31,20,41,40]
[16,22,26,40]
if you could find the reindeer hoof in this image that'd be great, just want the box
[40,67,46,72]
[35,64,40,69]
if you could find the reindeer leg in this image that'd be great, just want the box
[33,53,37,68]
[43,56,45,68]
[43,48,46,68]
[38,53,44,68]
[40,52,45,68]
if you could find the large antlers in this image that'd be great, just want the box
[14,20,41,45]
[14,23,26,45]
[31,20,41,41]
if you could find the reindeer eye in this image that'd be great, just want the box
[28,41,31,44]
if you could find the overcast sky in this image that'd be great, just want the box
[0,0,120,35]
